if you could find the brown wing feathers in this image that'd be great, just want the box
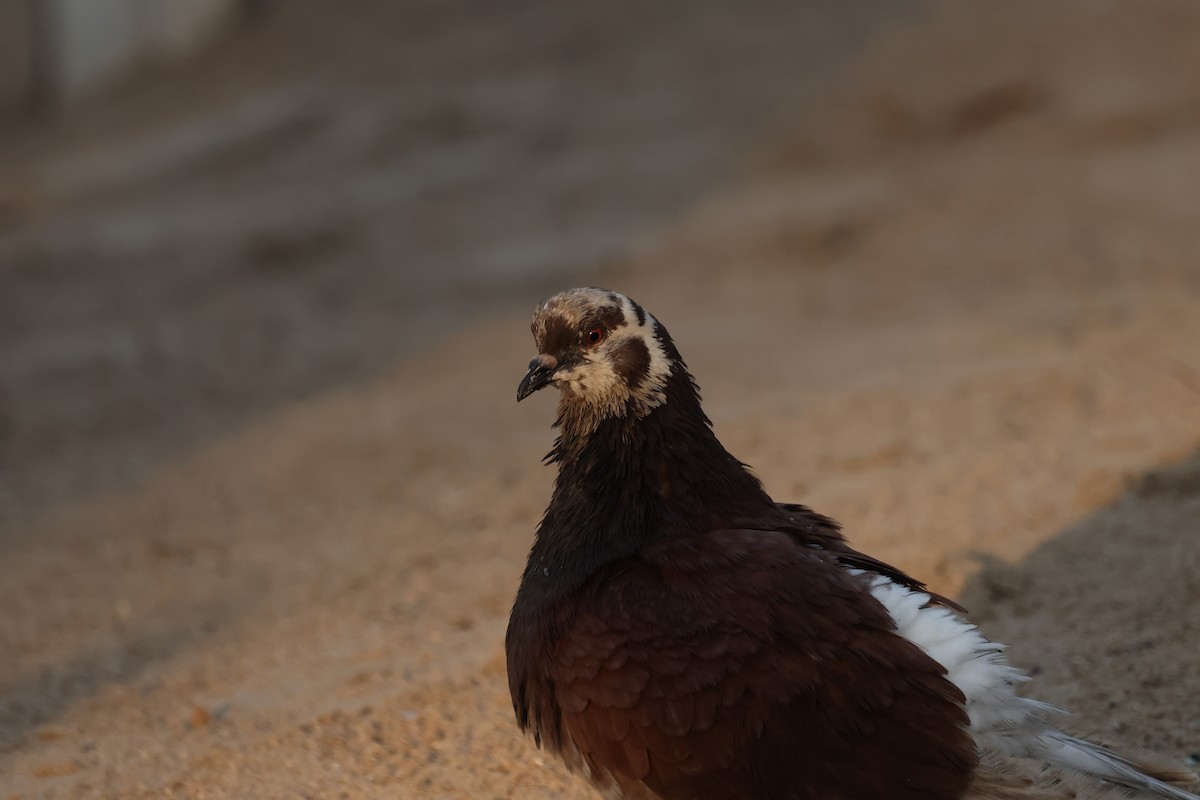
[549,531,977,800]
[771,502,967,613]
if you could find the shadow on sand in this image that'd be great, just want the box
[959,450,1200,759]
[0,598,245,754]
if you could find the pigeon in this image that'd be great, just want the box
[505,286,1198,800]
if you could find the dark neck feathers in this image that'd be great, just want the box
[521,354,773,604]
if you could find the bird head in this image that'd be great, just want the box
[517,288,676,430]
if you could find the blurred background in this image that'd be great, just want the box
[2,1,1199,798]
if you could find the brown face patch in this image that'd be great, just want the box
[587,305,626,340]
[533,289,629,356]
[612,337,651,392]
[537,317,577,358]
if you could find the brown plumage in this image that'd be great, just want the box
[543,530,974,800]
[506,287,1198,800]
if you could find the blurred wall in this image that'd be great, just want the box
[0,1,37,113]
[0,0,240,112]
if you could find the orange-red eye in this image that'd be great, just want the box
[586,325,606,346]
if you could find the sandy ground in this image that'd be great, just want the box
[3,1,1200,798]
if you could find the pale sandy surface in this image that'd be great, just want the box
[3,2,1200,798]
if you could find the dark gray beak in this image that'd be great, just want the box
[517,356,557,401]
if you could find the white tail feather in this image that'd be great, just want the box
[859,572,1200,800]
[1035,731,1200,800]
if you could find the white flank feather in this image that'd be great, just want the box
[856,571,1200,800]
